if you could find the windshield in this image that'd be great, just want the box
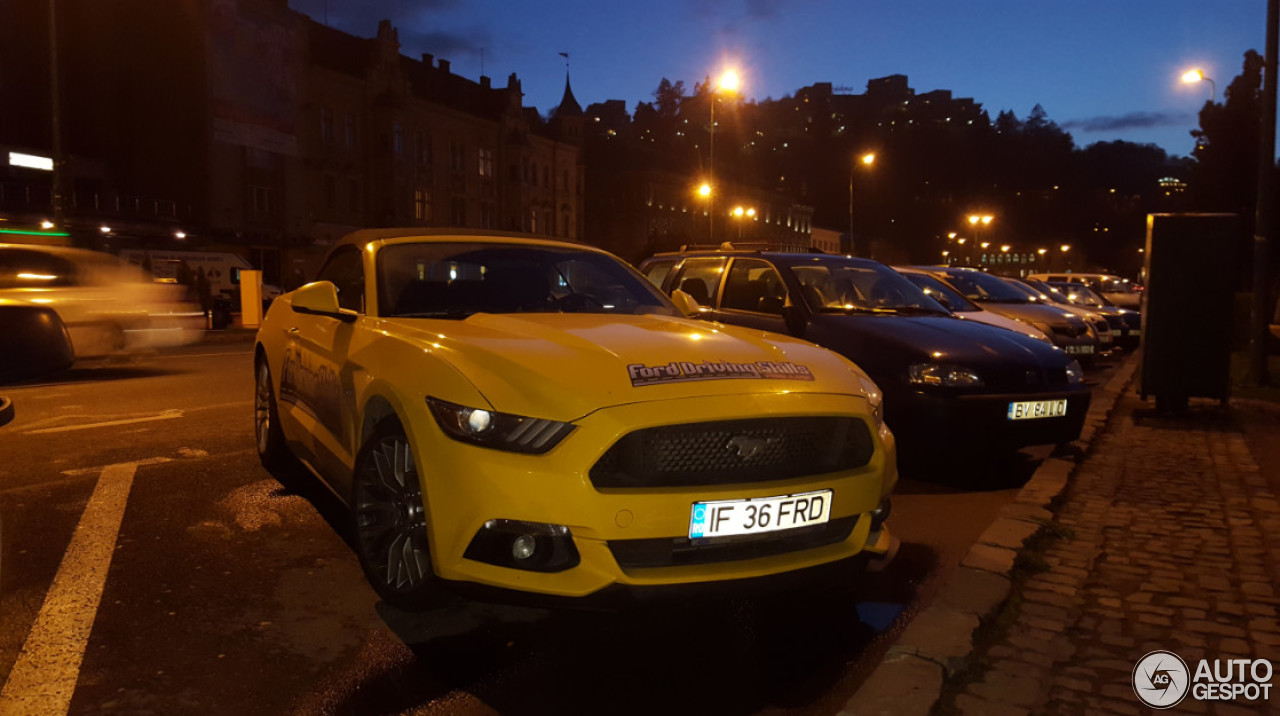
[1050,282,1105,307]
[1005,278,1051,303]
[787,258,948,314]
[377,242,678,319]
[939,269,1032,303]
[1026,281,1075,305]
[900,271,979,312]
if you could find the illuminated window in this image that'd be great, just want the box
[478,148,494,178]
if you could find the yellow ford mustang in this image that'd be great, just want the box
[254,229,897,608]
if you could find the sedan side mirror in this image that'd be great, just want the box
[291,281,358,323]
[670,289,702,318]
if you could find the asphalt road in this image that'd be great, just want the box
[0,342,1083,715]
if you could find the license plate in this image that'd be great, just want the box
[1065,344,1094,354]
[689,489,832,539]
[1008,399,1069,420]
[1130,329,1142,337]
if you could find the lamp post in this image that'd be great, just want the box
[967,213,993,250]
[1181,68,1216,103]
[849,152,876,255]
[707,69,740,243]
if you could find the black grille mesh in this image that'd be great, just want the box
[590,417,874,488]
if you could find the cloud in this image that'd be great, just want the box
[1062,111,1192,133]
[401,28,492,62]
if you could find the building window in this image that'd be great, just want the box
[393,122,404,155]
[450,141,465,173]
[529,207,538,233]
[344,113,356,148]
[414,189,431,222]
[418,132,432,165]
[320,107,334,146]
[250,185,274,218]
[451,197,467,226]
[323,175,337,209]
[480,202,494,229]
[478,148,493,178]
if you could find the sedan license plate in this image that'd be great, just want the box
[1064,344,1095,354]
[1008,399,1069,421]
[689,489,832,539]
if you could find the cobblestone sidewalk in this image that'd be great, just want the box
[945,390,1280,715]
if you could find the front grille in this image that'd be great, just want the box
[1051,324,1087,338]
[608,516,859,568]
[590,417,874,488]
[980,366,1070,391]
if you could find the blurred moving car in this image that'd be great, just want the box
[254,229,897,609]
[1002,276,1114,356]
[0,300,75,382]
[896,267,1052,343]
[907,266,1098,361]
[1026,272,1142,309]
[1031,279,1141,351]
[639,249,1091,457]
[0,244,204,359]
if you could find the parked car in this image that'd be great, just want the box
[906,266,1099,360]
[639,249,1091,458]
[0,299,75,382]
[896,267,1052,343]
[1031,280,1141,351]
[1002,276,1114,356]
[255,229,898,609]
[1026,272,1142,309]
[0,244,204,359]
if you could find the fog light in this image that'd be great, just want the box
[464,519,580,573]
[511,534,537,560]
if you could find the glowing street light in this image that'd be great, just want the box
[849,152,877,255]
[1181,68,1216,103]
[1000,245,1011,252]
[697,182,712,198]
[1060,244,1071,252]
[707,68,742,241]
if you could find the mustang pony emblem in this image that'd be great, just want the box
[726,435,779,460]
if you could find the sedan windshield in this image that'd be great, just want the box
[900,271,980,312]
[377,243,677,319]
[1049,282,1106,307]
[940,269,1032,303]
[787,258,948,314]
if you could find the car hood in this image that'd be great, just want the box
[804,313,1068,379]
[971,301,1082,328]
[379,313,874,421]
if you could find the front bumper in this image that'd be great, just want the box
[886,387,1091,450]
[411,391,897,599]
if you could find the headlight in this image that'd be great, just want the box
[426,397,575,454]
[1065,360,1084,385]
[908,363,984,388]
[854,372,885,426]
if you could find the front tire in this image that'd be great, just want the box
[254,355,298,476]
[352,421,442,610]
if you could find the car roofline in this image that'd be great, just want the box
[328,227,597,255]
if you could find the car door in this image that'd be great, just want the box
[709,257,792,335]
[279,245,364,488]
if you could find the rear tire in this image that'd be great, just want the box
[352,421,444,610]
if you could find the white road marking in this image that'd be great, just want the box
[61,456,173,477]
[0,462,138,715]
[23,409,184,435]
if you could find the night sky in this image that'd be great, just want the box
[290,0,1263,158]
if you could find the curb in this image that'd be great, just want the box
[841,352,1141,716]
[198,328,259,345]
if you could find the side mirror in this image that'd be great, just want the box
[782,304,807,338]
[291,281,358,323]
[670,289,702,318]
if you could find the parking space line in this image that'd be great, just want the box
[23,410,184,435]
[0,462,137,715]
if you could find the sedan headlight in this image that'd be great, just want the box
[907,363,984,388]
[1065,360,1084,385]
[427,397,575,454]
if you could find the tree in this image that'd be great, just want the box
[1191,50,1264,214]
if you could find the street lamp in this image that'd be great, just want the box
[1182,68,1216,103]
[707,69,741,242]
[849,152,876,255]
[730,205,756,240]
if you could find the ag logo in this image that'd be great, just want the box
[1133,650,1190,709]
